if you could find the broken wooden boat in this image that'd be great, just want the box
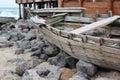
[30,12,120,71]
[26,7,120,25]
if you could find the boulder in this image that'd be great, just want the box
[60,68,77,80]
[65,56,78,69]
[95,77,118,80]
[17,32,25,40]
[0,36,8,43]
[69,71,88,80]
[42,44,59,57]
[31,49,41,57]
[0,42,14,48]
[22,29,29,33]
[40,54,49,61]
[16,61,29,76]
[35,62,61,80]
[22,69,41,80]
[76,60,97,76]
[48,51,69,67]
[1,70,21,80]
[25,33,36,41]
[15,49,25,55]
[27,59,44,68]
[18,41,31,49]
[31,41,45,51]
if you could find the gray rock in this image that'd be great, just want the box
[22,69,41,80]
[18,41,31,49]
[37,70,50,77]
[48,51,69,67]
[1,70,21,80]
[40,54,49,61]
[95,77,118,80]
[76,60,97,76]
[70,71,88,80]
[25,33,36,41]
[42,44,59,57]
[24,29,37,41]
[35,62,61,80]
[15,49,25,55]
[31,49,41,57]
[31,41,45,51]
[65,57,78,69]
[17,32,25,40]
[16,61,29,76]
[0,42,14,48]
[28,59,44,68]
[0,36,8,43]
[22,29,29,33]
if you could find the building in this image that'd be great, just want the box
[58,0,120,15]
[16,0,120,18]
[16,0,58,18]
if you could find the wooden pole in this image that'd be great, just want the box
[108,0,113,14]
[23,3,27,19]
[33,0,36,9]
[19,4,22,19]
[79,0,84,7]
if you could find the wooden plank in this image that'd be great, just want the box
[65,16,94,23]
[70,16,120,34]
[31,7,85,13]
[46,16,64,25]
[52,13,68,17]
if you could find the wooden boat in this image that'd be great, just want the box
[26,7,120,25]
[30,12,120,71]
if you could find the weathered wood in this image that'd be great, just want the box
[46,16,64,25]
[71,16,120,34]
[30,13,120,71]
[52,13,68,17]
[31,7,85,13]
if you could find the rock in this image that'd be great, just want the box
[31,49,41,57]
[24,29,37,41]
[48,51,69,67]
[16,61,29,76]
[0,42,14,48]
[22,29,29,33]
[95,77,118,80]
[76,60,97,76]
[25,33,36,41]
[18,41,31,49]
[35,62,59,73]
[22,69,41,80]
[65,56,78,69]
[27,59,44,68]
[40,54,49,61]
[69,71,88,80]
[17,32,25,40]
[35,62,60,78]
[37,70,50,77]
[15,49,25,55]
[42,44,59,57]
[1,70,21,80]
[0,36,8,43]
[22,62,61,80]
[31,41,45,51]
[60,68,77,80]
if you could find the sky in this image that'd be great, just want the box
[0,0,18,8]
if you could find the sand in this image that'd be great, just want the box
[0,47,31,75]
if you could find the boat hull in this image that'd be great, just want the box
[38,25,120,71]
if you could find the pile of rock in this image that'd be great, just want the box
[0,19,120,80]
